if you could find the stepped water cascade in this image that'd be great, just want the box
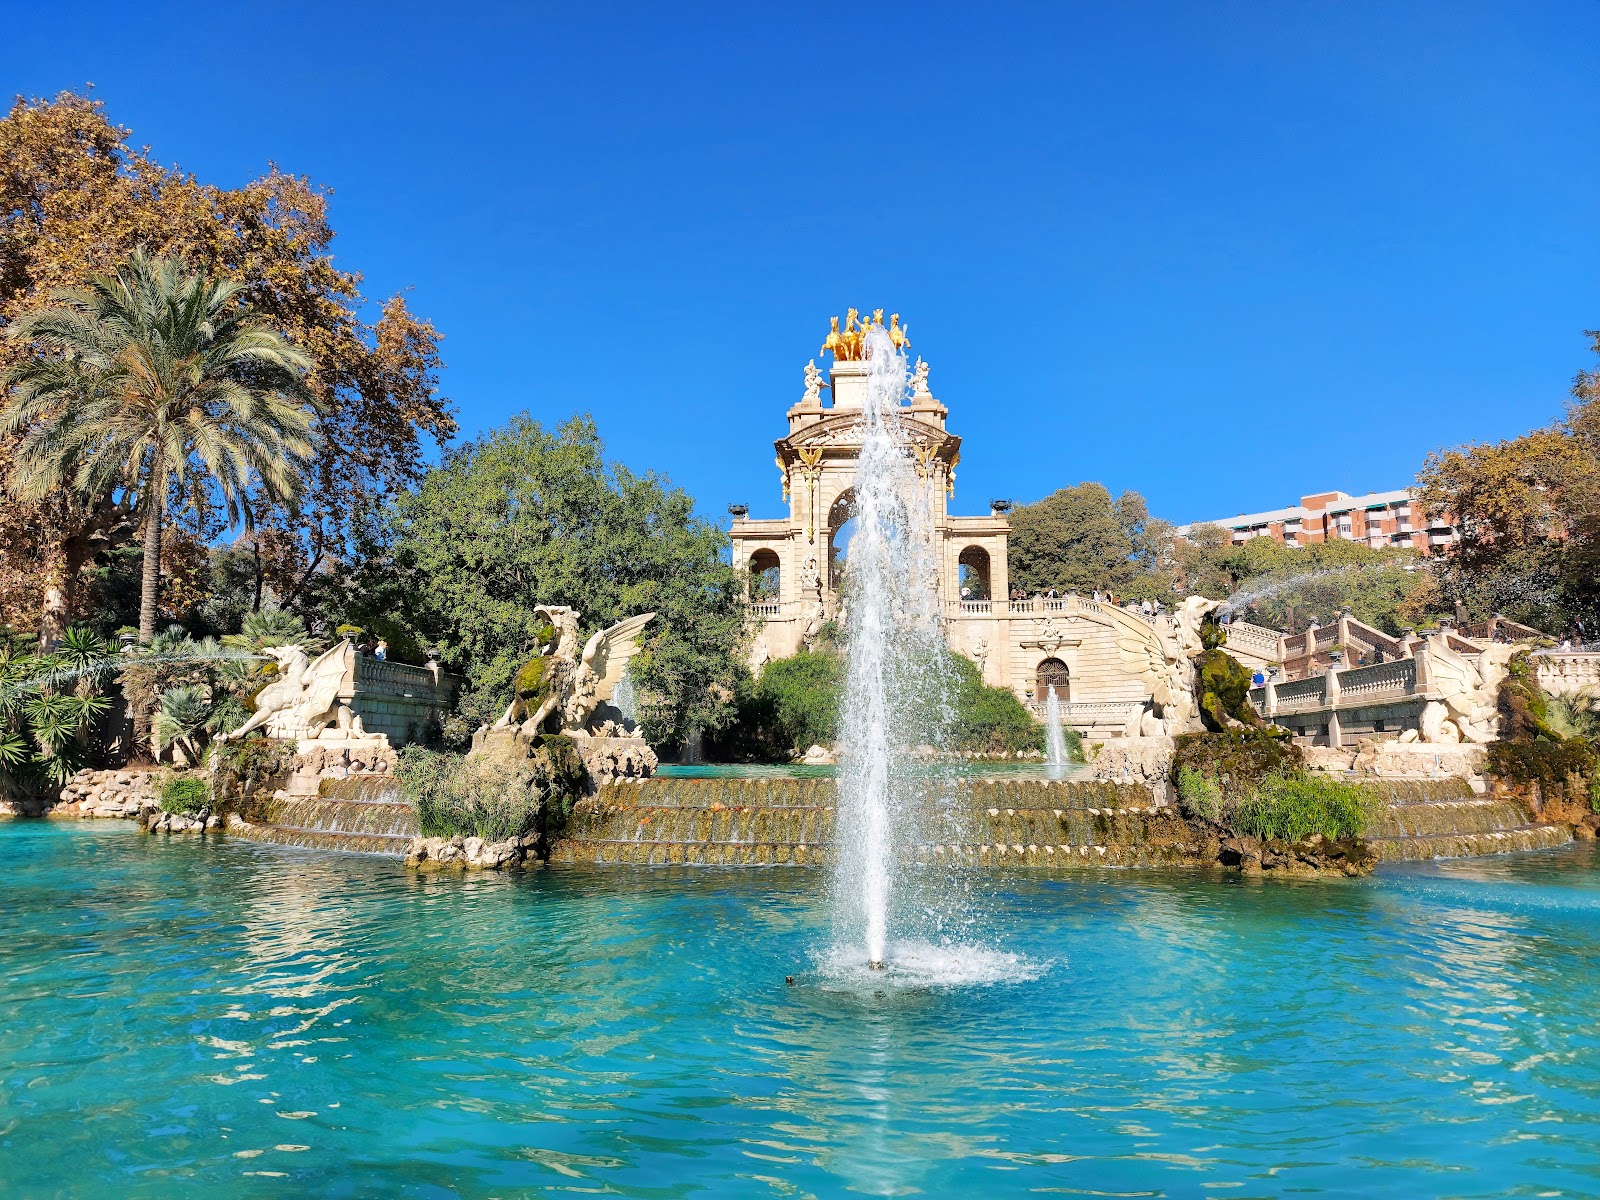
[233,778,418,855]
[1044,686,1069,771]
[824,325,988,977]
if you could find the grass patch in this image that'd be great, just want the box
[1231,773,1373,842]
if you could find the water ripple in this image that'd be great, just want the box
[4,823,1600,1196]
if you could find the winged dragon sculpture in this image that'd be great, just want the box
[493,606,656,737]
[1416,636,1516,744]
[216,641,372,744]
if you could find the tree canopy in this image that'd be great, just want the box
[388,414,747,748]
[0,91,453,638]
[4,249,316,641]
[1416,331,1600,634]
[1008,483,1174,599]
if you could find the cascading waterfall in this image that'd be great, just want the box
[612,670,639,725]
[829,325,966,972]
[1044,686,1068,771]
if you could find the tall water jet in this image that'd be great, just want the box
[830,325,955,970]
[1044,685,1068,772]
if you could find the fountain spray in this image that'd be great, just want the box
[830,324,951,970]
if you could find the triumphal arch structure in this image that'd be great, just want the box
[730,312,1280,738]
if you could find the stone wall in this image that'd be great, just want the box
[50,768,160,820]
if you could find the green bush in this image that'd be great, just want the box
[161,776,210,814]
[1231,773,1373,842]
[397,736,587,842]
[709,651,844,759]
[943,652,1056,755]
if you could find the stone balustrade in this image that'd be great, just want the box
[1532,652,1600,698]
[345,655,461,747]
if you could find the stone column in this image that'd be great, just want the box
[1263,677,1278,717]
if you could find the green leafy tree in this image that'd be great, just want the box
[1009,483,1169,600]
[391,414,747,749]
[2,249,316,642]
[1416,330,1600,634]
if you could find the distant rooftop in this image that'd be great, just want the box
[1177,488,1416,534]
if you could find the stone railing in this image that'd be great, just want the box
[750,601,781,617]
[1533,651,1600,698]
[1251,657,1418,717]
[348,655,461,747]
[353,656,442,694]
[1223,620,1281,656]
[1261,675,1326,714]
[1027,699,1146,728]
[958,599,992,614]
[1335,656,1417,701]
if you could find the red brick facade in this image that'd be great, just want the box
[1179,488,1460,556]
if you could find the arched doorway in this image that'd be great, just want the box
[1036,658,1069,702]
[748,549,780,604]
[958,545,991,601]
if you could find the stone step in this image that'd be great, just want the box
[1369,824,1572,862]
[546,839,1202,868]
[230,824,415,857]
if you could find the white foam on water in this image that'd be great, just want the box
[815,940,1050,990]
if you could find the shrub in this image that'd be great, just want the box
[161,776,210,814]
[397,735,587,842]
[1231,773,1373,842]
[709,651,844,759]
[943,652,1054,755]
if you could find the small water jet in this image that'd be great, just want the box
[1044,685,1069,772]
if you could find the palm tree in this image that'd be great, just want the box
[3,248,317,642]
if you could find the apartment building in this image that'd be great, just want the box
[1177,488,1460,555]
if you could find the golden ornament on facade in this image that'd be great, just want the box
[820,308,911,361]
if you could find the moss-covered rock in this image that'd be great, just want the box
[1173,729,1302,803]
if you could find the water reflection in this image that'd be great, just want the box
[4,825,1600,1196]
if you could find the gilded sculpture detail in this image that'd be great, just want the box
[820,308,910,361]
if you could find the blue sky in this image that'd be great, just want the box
[9,1,1598,527]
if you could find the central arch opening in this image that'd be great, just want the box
[828,489,857,591]
[958,545,991,602]
[748,549,780,604]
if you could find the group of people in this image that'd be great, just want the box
[1000,584,1166,619]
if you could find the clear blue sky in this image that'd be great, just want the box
[9,1,1598,527]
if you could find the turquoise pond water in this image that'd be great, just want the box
[5,823,1600,1197]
